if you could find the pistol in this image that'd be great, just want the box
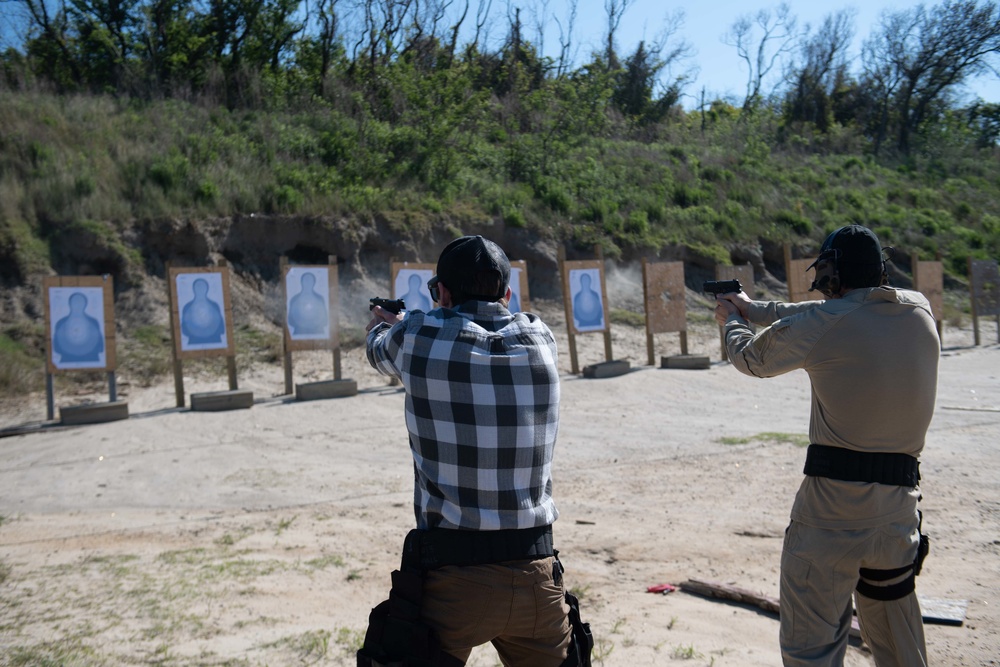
[369,297,406,314]
[703,279,742,296]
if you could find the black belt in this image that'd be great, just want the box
[401,524,554,571]
[804,444,920,487]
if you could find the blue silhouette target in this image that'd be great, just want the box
[176,273,228,351]
[394,269,434,312]
[570,268,606,332]
[49,287,107,369]
[286,267,331,339]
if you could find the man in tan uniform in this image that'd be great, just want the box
[714,225,939,667]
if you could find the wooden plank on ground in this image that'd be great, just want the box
[582,360,630,378]
[678,579,967,634]
[190,389,254,412]
[679,578,860,637]
[918,596,968,626]
[60,401,129,425]
[661,354,710,370]
[296,379,358,401]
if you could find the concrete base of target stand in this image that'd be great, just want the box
[661,354,711,370]
[60,400,130,425]
[190,389,254,412]
[582,360,631,379]
[295,379,358,401]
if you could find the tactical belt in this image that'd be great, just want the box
[402,524,554,571]
[804,444,920,487]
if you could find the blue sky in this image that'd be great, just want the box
[522,0,1000,108]
[2,0,996,107]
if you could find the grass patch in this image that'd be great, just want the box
[608,308,646,327]
[263,629,331,661]
[305,554,345,570]
[720,432,810,447]
[5,640,109,667]
[118,325,172,386]
[0,330,44,397]
[671,643,704,660]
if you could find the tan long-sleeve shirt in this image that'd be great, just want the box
[724,287,940,529]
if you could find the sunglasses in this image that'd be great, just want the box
[427,276,440,303]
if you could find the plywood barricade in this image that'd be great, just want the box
[167,261,249,409]
[969,258,1000,345]
[642,260,687,365]
[280,256,356,399]
[911,254,944,342]
[714,264,755,362]
[42,275,127,423]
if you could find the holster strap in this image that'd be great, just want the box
[804,444,919,486]
[402,525,554,571]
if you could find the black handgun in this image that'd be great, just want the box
[703,279,742,296]
[369,297,406,314]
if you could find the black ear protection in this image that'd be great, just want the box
[810,257,841,297]
[808,227,845,298]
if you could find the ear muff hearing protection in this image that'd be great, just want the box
[806,225,892,298]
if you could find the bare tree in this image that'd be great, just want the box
[18,0,84,85]
[862,0,1000,154]
[603,0,632,68]
[784,8,855,129]
[724,2,800,113]
[552,0,576,77]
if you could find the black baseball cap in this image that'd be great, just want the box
[433,236,511,302]
[807,225,890,287]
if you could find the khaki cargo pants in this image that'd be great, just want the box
[780,516,927,667]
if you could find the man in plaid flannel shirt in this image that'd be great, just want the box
[364,236,576,666]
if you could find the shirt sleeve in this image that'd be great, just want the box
[724,301,825,379]
[366,320,405,378]
[746,299,823,326]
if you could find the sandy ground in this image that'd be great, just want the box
[1,300,999,666]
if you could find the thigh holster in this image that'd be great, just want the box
[856,515,930,602]
[357,552,463,667]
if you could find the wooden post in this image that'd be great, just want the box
[108,371,117,402]
[595,245,613,363]
[217,259,238,390]
[559,246,579,374]
[45,373,54,421]
[642,258,655,366]
[280,256,294,394]
[166,260,186,407]
[969,257,981,346]
[330,255,342,380]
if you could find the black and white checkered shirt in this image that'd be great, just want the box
[366,300,561,531]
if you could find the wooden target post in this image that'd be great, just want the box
[714,264,755,362]
[280,256,356,400]
[42,275,128,424]
[784,243,818,303]
[559,246,622,376]
[167,261,252,410]
[911,254,944,343]
[968,258,1000,346]
[641,259,688,365]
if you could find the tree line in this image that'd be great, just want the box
[1,0,999,157]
